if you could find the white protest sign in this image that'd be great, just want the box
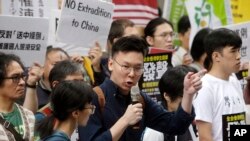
[48,9,61,46]
[0,0,58,17]
[0,15,49,66]
[48,9,89,56]
[222,22,250,63]
[56,0,114,50]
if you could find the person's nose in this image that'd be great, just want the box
[19,77,26,85]
[128,68,136,77]
[236,50,241,60]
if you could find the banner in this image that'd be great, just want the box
[56,0,114,50]
[112,0,158,26]
[231,0,250,23]
[163,0,188,33]
[185,0,233,47]
[0,15,49,66]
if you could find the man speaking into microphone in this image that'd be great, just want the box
[78,36,206,141]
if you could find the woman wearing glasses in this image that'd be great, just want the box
[37,80,94,141]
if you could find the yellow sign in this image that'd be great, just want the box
[231,0,250,23]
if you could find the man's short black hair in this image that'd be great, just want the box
[177,15,191,34]
[111,35,148,57]
[191,28,212,61]
[204,28,242,70]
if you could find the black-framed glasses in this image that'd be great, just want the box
[113,59,143,76]
[84,105,96,114]
[3,73,27,84]
[154,32,175,39]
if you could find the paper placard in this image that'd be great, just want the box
[56,0,114,50]
[0,15,49,66]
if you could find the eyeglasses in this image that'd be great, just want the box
[154,32,175,39]
[84,105,96,114]
[113,59,144,76]
[3,73,27,84]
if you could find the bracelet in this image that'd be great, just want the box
[26,83,37,89]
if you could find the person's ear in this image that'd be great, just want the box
[72,110,79,119]
[146,36,154,46]
[163,92,171,102]
[178,33,184,43]
[113,38,119,44]
[51,81,59,88]
[108,58,114,72]
[212,51,221,62]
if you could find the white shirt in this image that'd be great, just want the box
[193,74,246,141]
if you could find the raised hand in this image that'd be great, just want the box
[183,69,207,96]
[27,62,43,86]
[88,41,103,72]
[70,54,84,63]
[181,69,207,114]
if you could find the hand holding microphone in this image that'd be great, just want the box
[130,85,142,130]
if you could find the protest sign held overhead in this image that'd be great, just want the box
[0,15,49,66]
[56,0,114,50]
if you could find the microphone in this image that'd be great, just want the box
[130,85,141,130]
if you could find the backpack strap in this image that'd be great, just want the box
[0,116,25,141]
[93,86,105,113]
[18,105,31,140]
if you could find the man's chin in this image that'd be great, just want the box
[120,86,131,95]
[13,93,24,99]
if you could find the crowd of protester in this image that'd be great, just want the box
[0,4,250,141]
